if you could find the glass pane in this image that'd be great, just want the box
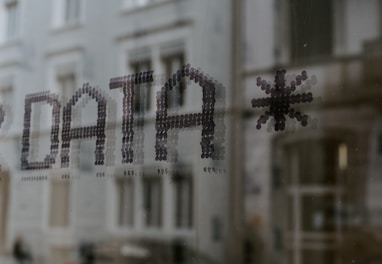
[65,0,80,22]
[117,177,134,227]
[6,3,18,39]
[143,176,162,227]
[290,0,333,62]
[285,140,339,186]
[302,249,335,264]
[173,173,193,228]
[50,180,70,227]
[130,61,151,113]
[302,194,336,232]
[1,0,382,264]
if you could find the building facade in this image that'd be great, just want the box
[243,0,382,264]
[0,0,236,263]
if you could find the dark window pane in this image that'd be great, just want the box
[302,249,336,264]
[290,0,333,62]
[302,194,336,232]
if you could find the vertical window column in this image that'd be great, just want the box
[64,0,81,24]
[124,0,153,9]
[289,0,333,62]
[143,174,162,228]
[5,0,19,40]
[0,172,9,253]
[162,53,185,109]
[49,179,70,228]
[58,74,76,102]
[130,60,152,114]
[116,177,134,227]
[173,172,193,229]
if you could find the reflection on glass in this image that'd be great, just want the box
[1,0,382,263]
[117,177,134,227]
[173,172,193,229]
[50,180,70,227]
[64,0,80,23]
[5,0,18,40]
[302,194,335,232]
[143,176,162,228]
[302,249,335,264]
[290,0,332,62]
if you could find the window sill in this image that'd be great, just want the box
[51,21,83,35]
[48,228,74,245]
[120,0,182,16]
[0,38,21,50]
[110,227,195,239]
[49,226,71,232]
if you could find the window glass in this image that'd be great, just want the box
[173,172,192,228]
[50,180,70,227]
[143,175,162,227]
[290,0,333,62]
[5,0,18,40]
[116,177,134,227]
[64,0,80,23]
[163,53,186,109]
[130,60,151,113]
[0,1,382,264]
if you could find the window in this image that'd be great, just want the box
[302,249,336,264]
[116,177,134,227]
[378,133,382,155]
[301,194,336,232]
[0,172,9,252]
[124,0,153,9]
[58,73,76,102]
[285,140,339,186]
[51,0,82,28]
[130,60,151,114]
[143,175,162,227]
[5,0,19,40]
[276,139,344,264]
[49,180,70,227]
[163,53,186,109]
[64,0,81,24]
[173,172,193,228]
[0,84,13,123]
[172,240,186,264]
[338,143,348,170]
[289,0,333,62]
[211,216,223,242]
[50,247,71,264]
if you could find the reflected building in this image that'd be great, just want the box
[1,0,382,264]
[243,0,382,264]
[0,0,234,263]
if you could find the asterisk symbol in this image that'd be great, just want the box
[251,69,315,131]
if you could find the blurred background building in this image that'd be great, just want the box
[0,0,233,263]
[0,0,382,264]
[242,0,382,264]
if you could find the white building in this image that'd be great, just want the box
[0,0,237,263]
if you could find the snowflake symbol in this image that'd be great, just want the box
[251,69,315,131]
